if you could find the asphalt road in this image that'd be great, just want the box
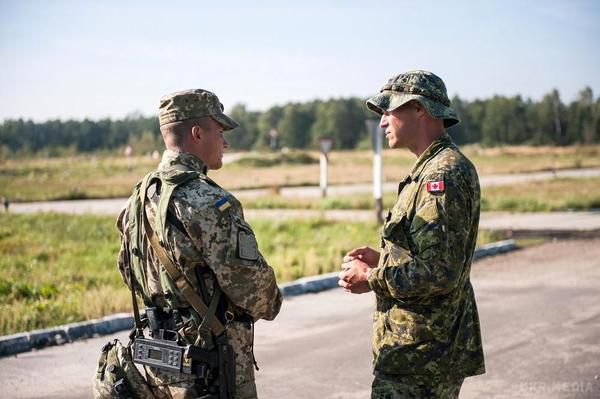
[1,239,599,398]
[9,167,600,215]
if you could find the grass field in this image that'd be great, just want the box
[240,177,600,212]
[481,177,600,212]
[1,145,599,202]
[0,213,505,335]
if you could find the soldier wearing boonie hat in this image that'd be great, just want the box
[113,89,282,399]
[366,70,459,128]
[339,71,485,398]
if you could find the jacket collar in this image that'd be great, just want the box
[158,150,208,175]
[409,133,455,181]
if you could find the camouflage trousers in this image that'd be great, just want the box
[145,366,257,399]
[371,374,464,399]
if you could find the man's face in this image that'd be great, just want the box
[195,118,229,170]
[379,102,419,149]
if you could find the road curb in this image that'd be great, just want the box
[0,240,517,357]
[0,313,133,357]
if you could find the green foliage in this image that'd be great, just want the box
[277,103,314,149]
[309,98,369,149]
[0,115,158,157]
[227,104,261,150]
[2,88,600,156]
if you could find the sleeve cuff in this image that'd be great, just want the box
[367,267,386,297]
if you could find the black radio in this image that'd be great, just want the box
[132,337,193,374]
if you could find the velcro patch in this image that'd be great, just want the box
[238,230,259,261]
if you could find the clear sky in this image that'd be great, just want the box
[1,0,598,122]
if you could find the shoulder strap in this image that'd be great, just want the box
[128,175,156,306]
[138,172,226,336]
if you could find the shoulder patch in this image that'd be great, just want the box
[214,195,231,212]
[426,180,445,193]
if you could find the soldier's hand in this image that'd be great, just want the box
[343,246,380,268]
[338,259,371,294]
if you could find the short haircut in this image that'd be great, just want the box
[160,117,213,146]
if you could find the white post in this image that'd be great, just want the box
[318,137,333,198]
[366,120,384,223]
[320,152,328,198]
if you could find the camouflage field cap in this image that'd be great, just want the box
[366,70,460,128]
[158,89,239,130]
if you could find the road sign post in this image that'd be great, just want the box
[366,120,384,223]
[318,137,334,198]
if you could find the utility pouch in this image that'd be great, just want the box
[92,339,155,399]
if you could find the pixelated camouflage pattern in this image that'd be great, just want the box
[366,70,460,128]
[371,374,463,399]
[367,133,485,380]
[116,150,282,399]
[159,89,239,130]
[93,339,155,399]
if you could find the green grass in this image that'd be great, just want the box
[0,213,126,336]
[251,218,380,282]
[481,177,600,212]
[0,213,506,335]
[241,177,600,212]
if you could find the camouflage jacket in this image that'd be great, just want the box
[367,133,485,380]
[116,150,282,398]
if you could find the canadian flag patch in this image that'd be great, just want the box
[427,180,445,192]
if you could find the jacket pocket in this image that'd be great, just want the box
[382,212,410,251]
[373,306,434,374]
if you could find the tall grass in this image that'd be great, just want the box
[0,213,506,335]
[0,213,127,335]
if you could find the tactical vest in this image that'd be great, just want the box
[127,165,227,338]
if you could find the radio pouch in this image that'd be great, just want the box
[92,339,155,399]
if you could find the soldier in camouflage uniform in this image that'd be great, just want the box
[339,70,485,398]
[116,89,282,399]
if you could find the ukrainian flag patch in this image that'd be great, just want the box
[215,196,231,212]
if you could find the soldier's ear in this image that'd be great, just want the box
[191,125,203,142]
[412,101,424,112]
[412,101,428,118]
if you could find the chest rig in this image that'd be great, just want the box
[125,164,235,399]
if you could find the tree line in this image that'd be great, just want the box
[1,87,598,158]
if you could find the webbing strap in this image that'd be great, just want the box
[139,173,226,336]
[198,288,222,334]
[154,180,176,245]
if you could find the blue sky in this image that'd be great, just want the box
[0,0,598,122]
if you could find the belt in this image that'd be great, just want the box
[146,306,253,331]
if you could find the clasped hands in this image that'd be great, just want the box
[338,246,380,294]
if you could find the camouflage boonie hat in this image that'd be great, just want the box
[158,89,239,130]
[366,70,460,128]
